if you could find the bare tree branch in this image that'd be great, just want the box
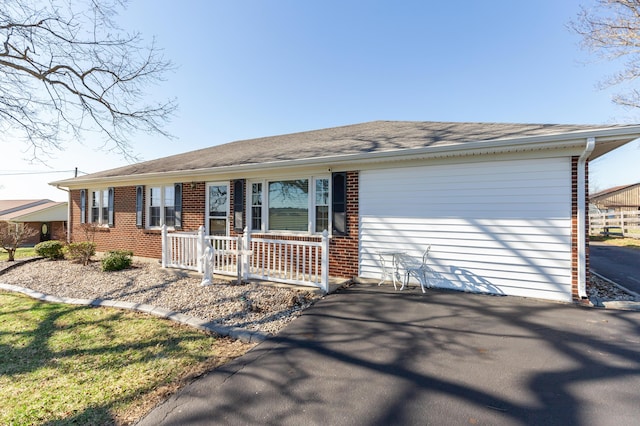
[0,0,176,162]
[569,0,640,109]
[0,222,38,261]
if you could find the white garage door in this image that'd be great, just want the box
[359,157,573,302]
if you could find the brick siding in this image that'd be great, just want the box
[69,184,206,259]
[0,220,66,246]
[68,174,361,279]
[329,171,359,278]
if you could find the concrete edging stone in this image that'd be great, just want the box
[0,282,268,343]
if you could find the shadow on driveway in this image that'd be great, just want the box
[139,284,640,426]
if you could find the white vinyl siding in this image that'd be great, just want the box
[359,157,573,302]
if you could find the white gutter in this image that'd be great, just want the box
[577,137,595,299]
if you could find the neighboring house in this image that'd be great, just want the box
[0,199,68,245]
[50,120,640,302]
[590,183,640,212]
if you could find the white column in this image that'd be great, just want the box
[197,225,205,273]
[161,224,168,268]
[242,227,250,281]
[321,230,329,293]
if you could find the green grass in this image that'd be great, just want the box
[0,247,37,261]
[0,291,246,425]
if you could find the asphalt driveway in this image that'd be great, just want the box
[139,284,640,426]
[590,242,640,295]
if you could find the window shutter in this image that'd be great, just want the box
[136,186,144,228]
[332,172,347,236]
[80,189,86,224]
[108,187,115,227]
[174,183,183,230]
[233,179,244,232]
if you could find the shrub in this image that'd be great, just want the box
[101,250,133,272]
[64,242,96,265]
[34,240,65,260]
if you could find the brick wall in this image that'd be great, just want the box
[20,222,42,246]
[0,221,66,246]
[69,183,206,259]
[68,174,361,279]
[235,172,360,279]
[51,221,66,242]
[329,171,359,278]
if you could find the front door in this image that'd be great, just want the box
[40,222,51,242]
[206,183,229,236]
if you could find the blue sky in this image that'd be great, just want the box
[3,0,639,201]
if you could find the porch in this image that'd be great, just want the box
[161,226,334,293]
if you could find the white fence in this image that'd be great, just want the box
[161,225,330,292]
[589,210,640,237]
[161,229,201,270]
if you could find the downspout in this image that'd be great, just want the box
[56,185,71,243]
[577,137,595,299]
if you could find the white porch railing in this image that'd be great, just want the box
[161,227,202,271]
[161,225,330,292]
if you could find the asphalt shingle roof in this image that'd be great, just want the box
[55,120,638,182]
[0,200,65,221]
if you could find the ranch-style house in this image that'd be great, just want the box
[51,120,640,302]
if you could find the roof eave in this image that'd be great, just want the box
[51,126,640,189]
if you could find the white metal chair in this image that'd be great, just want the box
[397,246,431,293]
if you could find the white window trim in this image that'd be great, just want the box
[146,185,176,229]
[313,176,331,234]
[247,175,331,235]
[88,189,109,226]
[249,182,265,233]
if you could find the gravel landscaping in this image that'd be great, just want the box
[0,256,637,340]
[0,258,322,336]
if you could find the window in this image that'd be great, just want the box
[89,189,112,225]
[251,183,262,231]
[148,184,182,228]
[149,187,162,227]
[90,191,100,223]
[315,178,329,232]
[164,186,176,227]
[268,179,309,231]
[248,176,330,233]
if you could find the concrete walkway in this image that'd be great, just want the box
[139,284,640,426]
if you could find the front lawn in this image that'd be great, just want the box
[590,235,640,249]
[0,291,252,425]
[0,247,37,261]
